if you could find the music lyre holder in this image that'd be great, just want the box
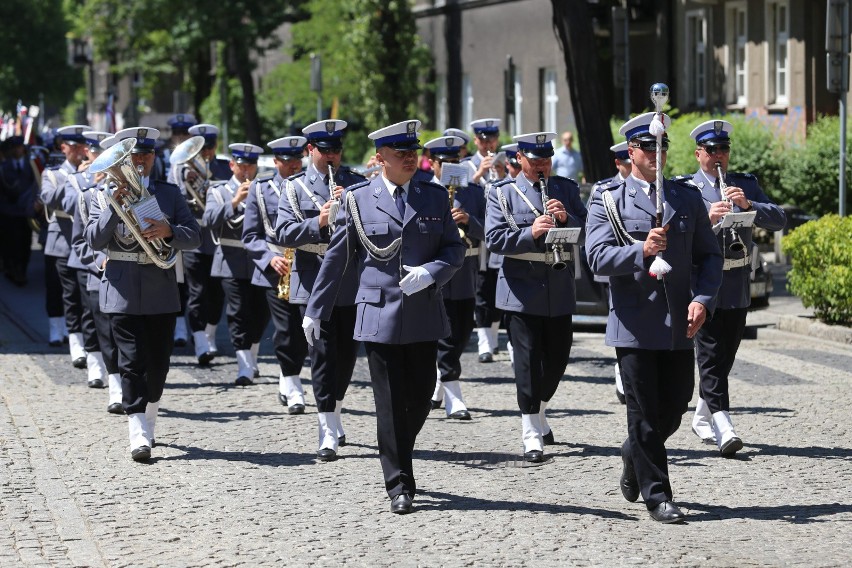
[545,227,580,245]
[719,210,756,230]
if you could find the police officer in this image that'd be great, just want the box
[684,119,787,456]
[303,120,464,513]
[84,127,201,461]
[176,124,229,364]
[443,128,471,159]
[71,133,123,413]
[485,131,587,463]
[465,118,503,363]
[585,112,722,523]
[0,136,38,286]
[163,113,197,184]
[276,120,366,458]
[204,143,271,385]
[501,143,522,180]
[243,135,310,415]
[423,135,485,420]
[41,124,92,369]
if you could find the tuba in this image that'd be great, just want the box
[170,135,209,212]
[90,138,178,269]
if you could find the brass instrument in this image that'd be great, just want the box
[170,135,209,211]
[327,164,340,233]
[538,172,567,271]
[447,184,467,240]
[277,247,295,300]
[715,161,746,253]
[89,138,178,269]
[486,150,498,182]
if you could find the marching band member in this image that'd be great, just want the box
[423,135,485,420]
[242,135,311,415]
[204,143,270,386]
[276,120,366,458]
[585,112,722,522]
[303,120,464,513]
[501,143,522,180]
[84,126,201,462]
[41,124,91,369]
[684,120,786,456]
[485,131,587,463]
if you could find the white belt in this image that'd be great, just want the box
[53,210,72,219]
[464,248,479,258]
[723,255,751,271]
[267,242,287,255]
[506,250,574,264]
[266,242,328,256]
[218,237,245,249]
[108,250,153,265]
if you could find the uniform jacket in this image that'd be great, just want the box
[64,170,100,270]
[204,176,255,279]
[438,178,486,300]
[687,169,787,309]
[305,174,465,344]
[174,161,231,256]
[72,187,107,292]
[242,172,287,288]
[275,163,365,305]
[0,158,39,218]
[462,152,486,187]
[485,173,587,317]
[40,160,77,258]
[585,175,723,350]
[84,179,201,315]
[588,173,625,285]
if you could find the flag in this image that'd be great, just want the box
[105,93,116,133]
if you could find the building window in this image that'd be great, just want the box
[686,10,707,107]
[727,2,747,106]
[767,0,789,106]
[512,68,523,134]
[435,74,447,131]
[462,74,473,128]
[540,68,559,133]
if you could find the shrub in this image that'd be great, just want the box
[783,214,852,325]
[780,115,849,216]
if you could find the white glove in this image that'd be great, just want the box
[399,265,435,296]
[302,316,321,346]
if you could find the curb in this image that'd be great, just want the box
[776,315,852,345]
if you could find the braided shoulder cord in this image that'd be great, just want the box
[496,186,520,232]
[78,190,89,225]
[601,190,637,247]
[285,179,306,223]
[256,182,277,239]
[346,191,401,261]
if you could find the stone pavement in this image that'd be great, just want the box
[1,252,851,567]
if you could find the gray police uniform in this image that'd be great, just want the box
[305,174,465,499]
[204,176,271,364]
[585,174,722,510]
[84,179,201,414]
[688,169,786,417]
[242,172,309,385]
[275,163,365,413]
[485,173,587,417]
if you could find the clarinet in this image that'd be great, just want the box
[327,164,340,233]
[538,173,567,271]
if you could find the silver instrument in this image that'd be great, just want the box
[327,164,340,233]
[715,161,746,253]
[486,150,498,182]
[90,138,178,269]
[538,172,567,271]
[170,135,209,211]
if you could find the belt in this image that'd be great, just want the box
[723,255,751,271]
[218,237,245,249]
[108,250,153,265]
[506,250,574,264]
[464,248,479,258]
[53,210,72,219]
[266,242,328,256]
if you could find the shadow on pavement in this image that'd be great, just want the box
[679,501,852,523]
[154,443,317,466]
[160,408,282,422]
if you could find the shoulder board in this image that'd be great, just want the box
[492,178,513,188]
[670,174,693,182]
[339,166,367,182]
[416,179,447,192]
[208,179,229,188]
[670,175,699,189]
[287,171,306,182]
[595,177,623,192]
[549,174,578,186]
[591,176,614,191]
[255,171,275,183]
[727,172,757,181]
[344,179,371,192]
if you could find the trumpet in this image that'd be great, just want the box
[89,138,178,269]
[170,135,209,211]
[538,172,567,271]
[715,161,746,253]
[327,164,340,233]
[277,247,295,300]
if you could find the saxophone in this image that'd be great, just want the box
[447,184,467,241]
[277,247,295,300]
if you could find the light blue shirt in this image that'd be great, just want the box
[552,146,582,180]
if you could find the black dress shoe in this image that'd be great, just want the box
[253,368,260,379]
[493,346,500,354]
[234,376,253,386]
[448,410,471,421]
[277,393,288,406]
[616,388,626,405]
[720,436,743,457]
[49,340,62,347]
[131,445,151,462]
[317,448,338,462]
[648,501,685,523]
[288,403,305,415]
[523,450,544,463]
[107,402,124,415]
[338,435,347,447]
[174,338,187,348]
[430,399,442,410]
[620,443,640,502]
[87,378,105,389]
[542,430,555,445]
[72,357,86,369]
[197,351,215,366]
[478,352,493,363]
[390,494,413,514]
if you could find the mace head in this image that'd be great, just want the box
[649,83,670,111]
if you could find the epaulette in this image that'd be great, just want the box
[340,166,367,182]
[492,177,513,188]
[670,174,700,189]
[670,174,693,182]
[287,171,306,182]
[727,172,757,181]
[594,177,624,192]
[591,176,614,191]
[255,171,275,183]
[208,179,228,188]
[549,174,578,186]
[344,178,371,192]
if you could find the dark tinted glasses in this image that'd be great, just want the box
[632,140,669,152]
[702,144,731,155]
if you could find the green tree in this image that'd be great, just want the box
[0,0,80,114]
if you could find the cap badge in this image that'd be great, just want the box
[445,137,454,146]
[177,115,184,122]
[407,121,417,135]
[486,120,493,127]
[325,121,335,134]
[714,121,723,136]
[536,134,546,144]
[138,128,148,138]
[75,127,84,134]
[199,126,207,134]
[289,138,299,147]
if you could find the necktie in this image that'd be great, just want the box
[394,186,406,218]
[648,183,656,206]
[713,176,722,201]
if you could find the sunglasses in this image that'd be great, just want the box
[632,140,669,152]
[317,147,342,155]
[702,144,731,155]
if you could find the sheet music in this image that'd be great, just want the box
[131,196,165,230]
[720,211,756,229]
[440,163,470,188]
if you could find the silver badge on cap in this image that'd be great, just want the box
[75,127,84,134]
[407,122,416,135]
[325,121,335,134]
[714,121,723,135]
[199,126,207,134]
[289,138,299,147]
[536,134,546,144]
[486,120,493,127]
[138,128,148,138]
[445,137,454,146]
